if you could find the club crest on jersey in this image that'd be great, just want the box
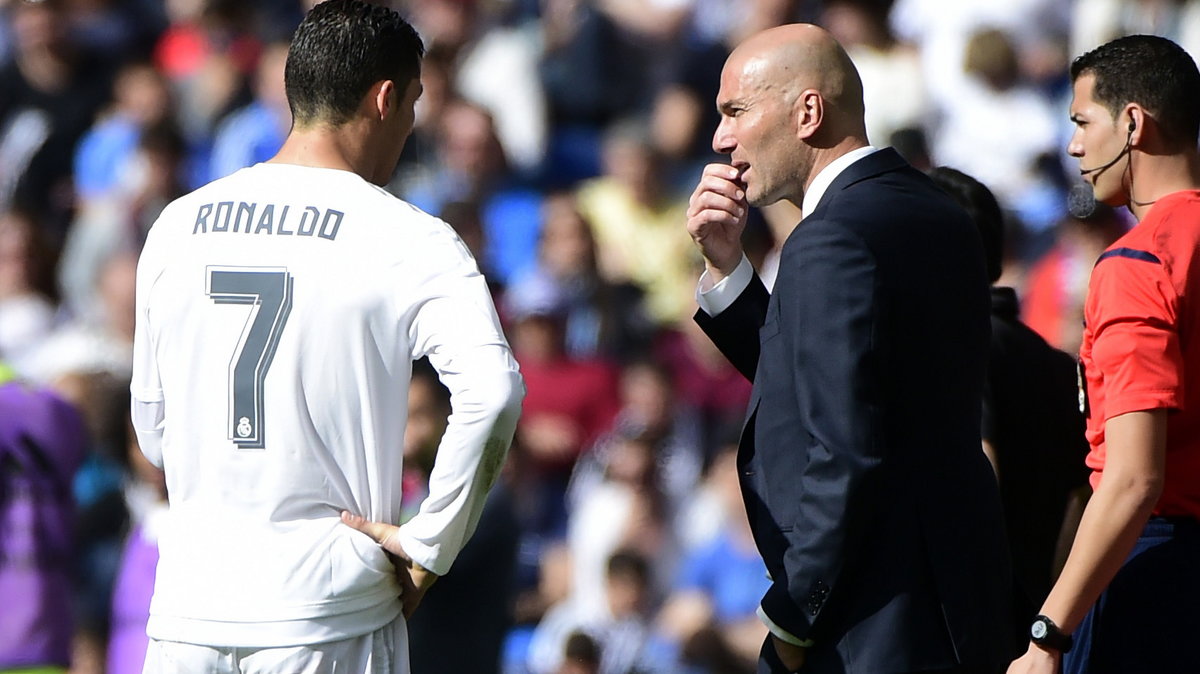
[237,416,253,438]
[193,202,343,241]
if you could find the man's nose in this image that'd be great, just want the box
[1066,132,1084,157]
[712,120,735,155]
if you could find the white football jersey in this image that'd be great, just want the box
[130,163,523,648]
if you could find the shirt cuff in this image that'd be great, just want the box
[757,606,815,648]
[696,254,754,317]
[130,396,165,469]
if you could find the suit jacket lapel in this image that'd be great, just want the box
[809,147,910,218]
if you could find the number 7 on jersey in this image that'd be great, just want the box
[206,266,294,449]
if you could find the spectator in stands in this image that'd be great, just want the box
[17,249,137,384]
[652,317,753,457]
[658,440,770,673]
[931,28,1061,217]
[556,631,601,674]
[207,39,291,181]
[153,0,261,158]
[821,0,924,151]
[402,98,543,285]
[569,358,704,531]
[930,166,1090,631]
[0,207,57,365]
[60,121,187,321]
[1021,205,1126,354]
[0,0,115,235]
[506,192,653,363]
[527,548,672,674]
[0,376,88,672]
[73,60,174,202]
[567,431,678,621]
[106,415,166,674]
[504,274,620,537]
[576,119,698,327]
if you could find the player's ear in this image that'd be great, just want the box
[370,79,395,121]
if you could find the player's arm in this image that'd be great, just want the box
[1008,409,1165,673]
[130,233,166,468]
[394,233,524,577]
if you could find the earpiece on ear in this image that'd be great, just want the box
[1128,119,1136,133]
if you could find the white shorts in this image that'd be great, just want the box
[142,617,408,674]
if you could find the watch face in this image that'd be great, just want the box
[1032,621,1048,639]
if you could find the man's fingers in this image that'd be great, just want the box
[398,571,427,619]
[340,511,405,557]
[687,212,740,245]
[687,198,747,238]
[700,162,743,184]
[689,174,745,212]
[688,189,745,220]
[340,511,389,542]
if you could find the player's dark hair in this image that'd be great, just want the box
[285,0,424,126]
[1070,34,1200,147]
[928,166,1004,284]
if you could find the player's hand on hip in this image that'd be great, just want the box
[341,511,408,559]
[341,511,438,619]
[687,163,748,279]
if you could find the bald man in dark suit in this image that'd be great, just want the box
[685,24,1018,674]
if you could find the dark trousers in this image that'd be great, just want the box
[1064,516,1200,674]
[755,636,1002,674]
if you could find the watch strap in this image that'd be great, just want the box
[1031,614,1073,653]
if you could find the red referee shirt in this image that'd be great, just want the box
[1080,190,1200,521]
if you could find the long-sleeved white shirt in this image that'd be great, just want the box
[131,162,523,648]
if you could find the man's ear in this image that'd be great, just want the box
[372,79,396,121]
[1123,103,1147,146]
[795,88,823,140]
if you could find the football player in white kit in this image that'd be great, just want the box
[130,1,524,671]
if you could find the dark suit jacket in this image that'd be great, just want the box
[696,149,1017,673]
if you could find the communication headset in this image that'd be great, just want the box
[1079,117,1136,176]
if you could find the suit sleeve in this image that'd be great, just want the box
[759,220,882,640]
[693,273,772,381]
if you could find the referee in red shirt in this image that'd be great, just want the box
[1008,34,1200,674]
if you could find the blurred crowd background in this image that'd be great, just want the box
[1,0,1197,672]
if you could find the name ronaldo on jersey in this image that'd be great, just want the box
[193,201,344,241]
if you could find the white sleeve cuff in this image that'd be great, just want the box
[696,254,754,317]
[130,396,166,469]
[757,606,815,648]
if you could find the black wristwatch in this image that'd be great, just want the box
[1030,614,1073,653]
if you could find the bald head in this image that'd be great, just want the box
[710,23,869,206]
[727,24,866,138]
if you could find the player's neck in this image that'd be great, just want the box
[268,122,376,180]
